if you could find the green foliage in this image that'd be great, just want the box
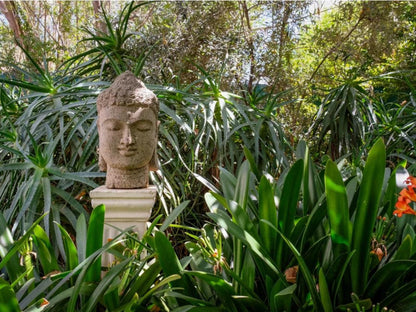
[309,79,377,159]
[325,160,351,250]
[182,140,416,311]
[297,2,416,162]
[350,139,386,294]
[0,206,185,312]
[0,278,20,312]
[84,204,104,283]
[2,13,293,247]
[372,73,416,163]
[185,155,311,310]
[65,1,151,79]
[150,68,290,227]
[1,2,416,311]
[0,46,104,250]
[295,2,416,91]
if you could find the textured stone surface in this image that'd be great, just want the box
[97,71,159,188]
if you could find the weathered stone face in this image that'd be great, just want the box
[97,71,159,188]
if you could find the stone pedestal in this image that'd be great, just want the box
[90,185,157,266]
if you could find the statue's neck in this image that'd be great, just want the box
[105,165,149,189]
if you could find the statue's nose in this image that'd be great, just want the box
[120,126,135,145]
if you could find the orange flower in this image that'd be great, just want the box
[400,188,416,202]
[394,196,414,217]
[405,176,416,186]
[284,265,298,284]
[149,304,161,312]
[394,175,416,217]
[40,299,49,307]
[394,206,416,217]
[370,247,385,261]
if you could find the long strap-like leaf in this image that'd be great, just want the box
[350,138,386,295]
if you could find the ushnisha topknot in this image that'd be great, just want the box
[96,71,159,116]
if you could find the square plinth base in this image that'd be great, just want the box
[90,185,157,266]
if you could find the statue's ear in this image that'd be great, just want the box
[99,152,107,171]
[149,149,158,171]
[97,120,107,171]
[149,121,160,171]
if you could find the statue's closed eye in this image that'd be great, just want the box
[132,120,152,131]
[104,120,122,131]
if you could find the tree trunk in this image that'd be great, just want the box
[240,1,255,95]
[92,0,108,34]
[0,1,25,48]
[276,3,292,72]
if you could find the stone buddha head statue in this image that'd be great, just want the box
[96,71,159,188]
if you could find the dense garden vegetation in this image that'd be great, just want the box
[0,1,416,311]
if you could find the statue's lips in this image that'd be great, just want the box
[118,147,137,156]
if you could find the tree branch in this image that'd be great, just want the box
[309,10,366,81]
